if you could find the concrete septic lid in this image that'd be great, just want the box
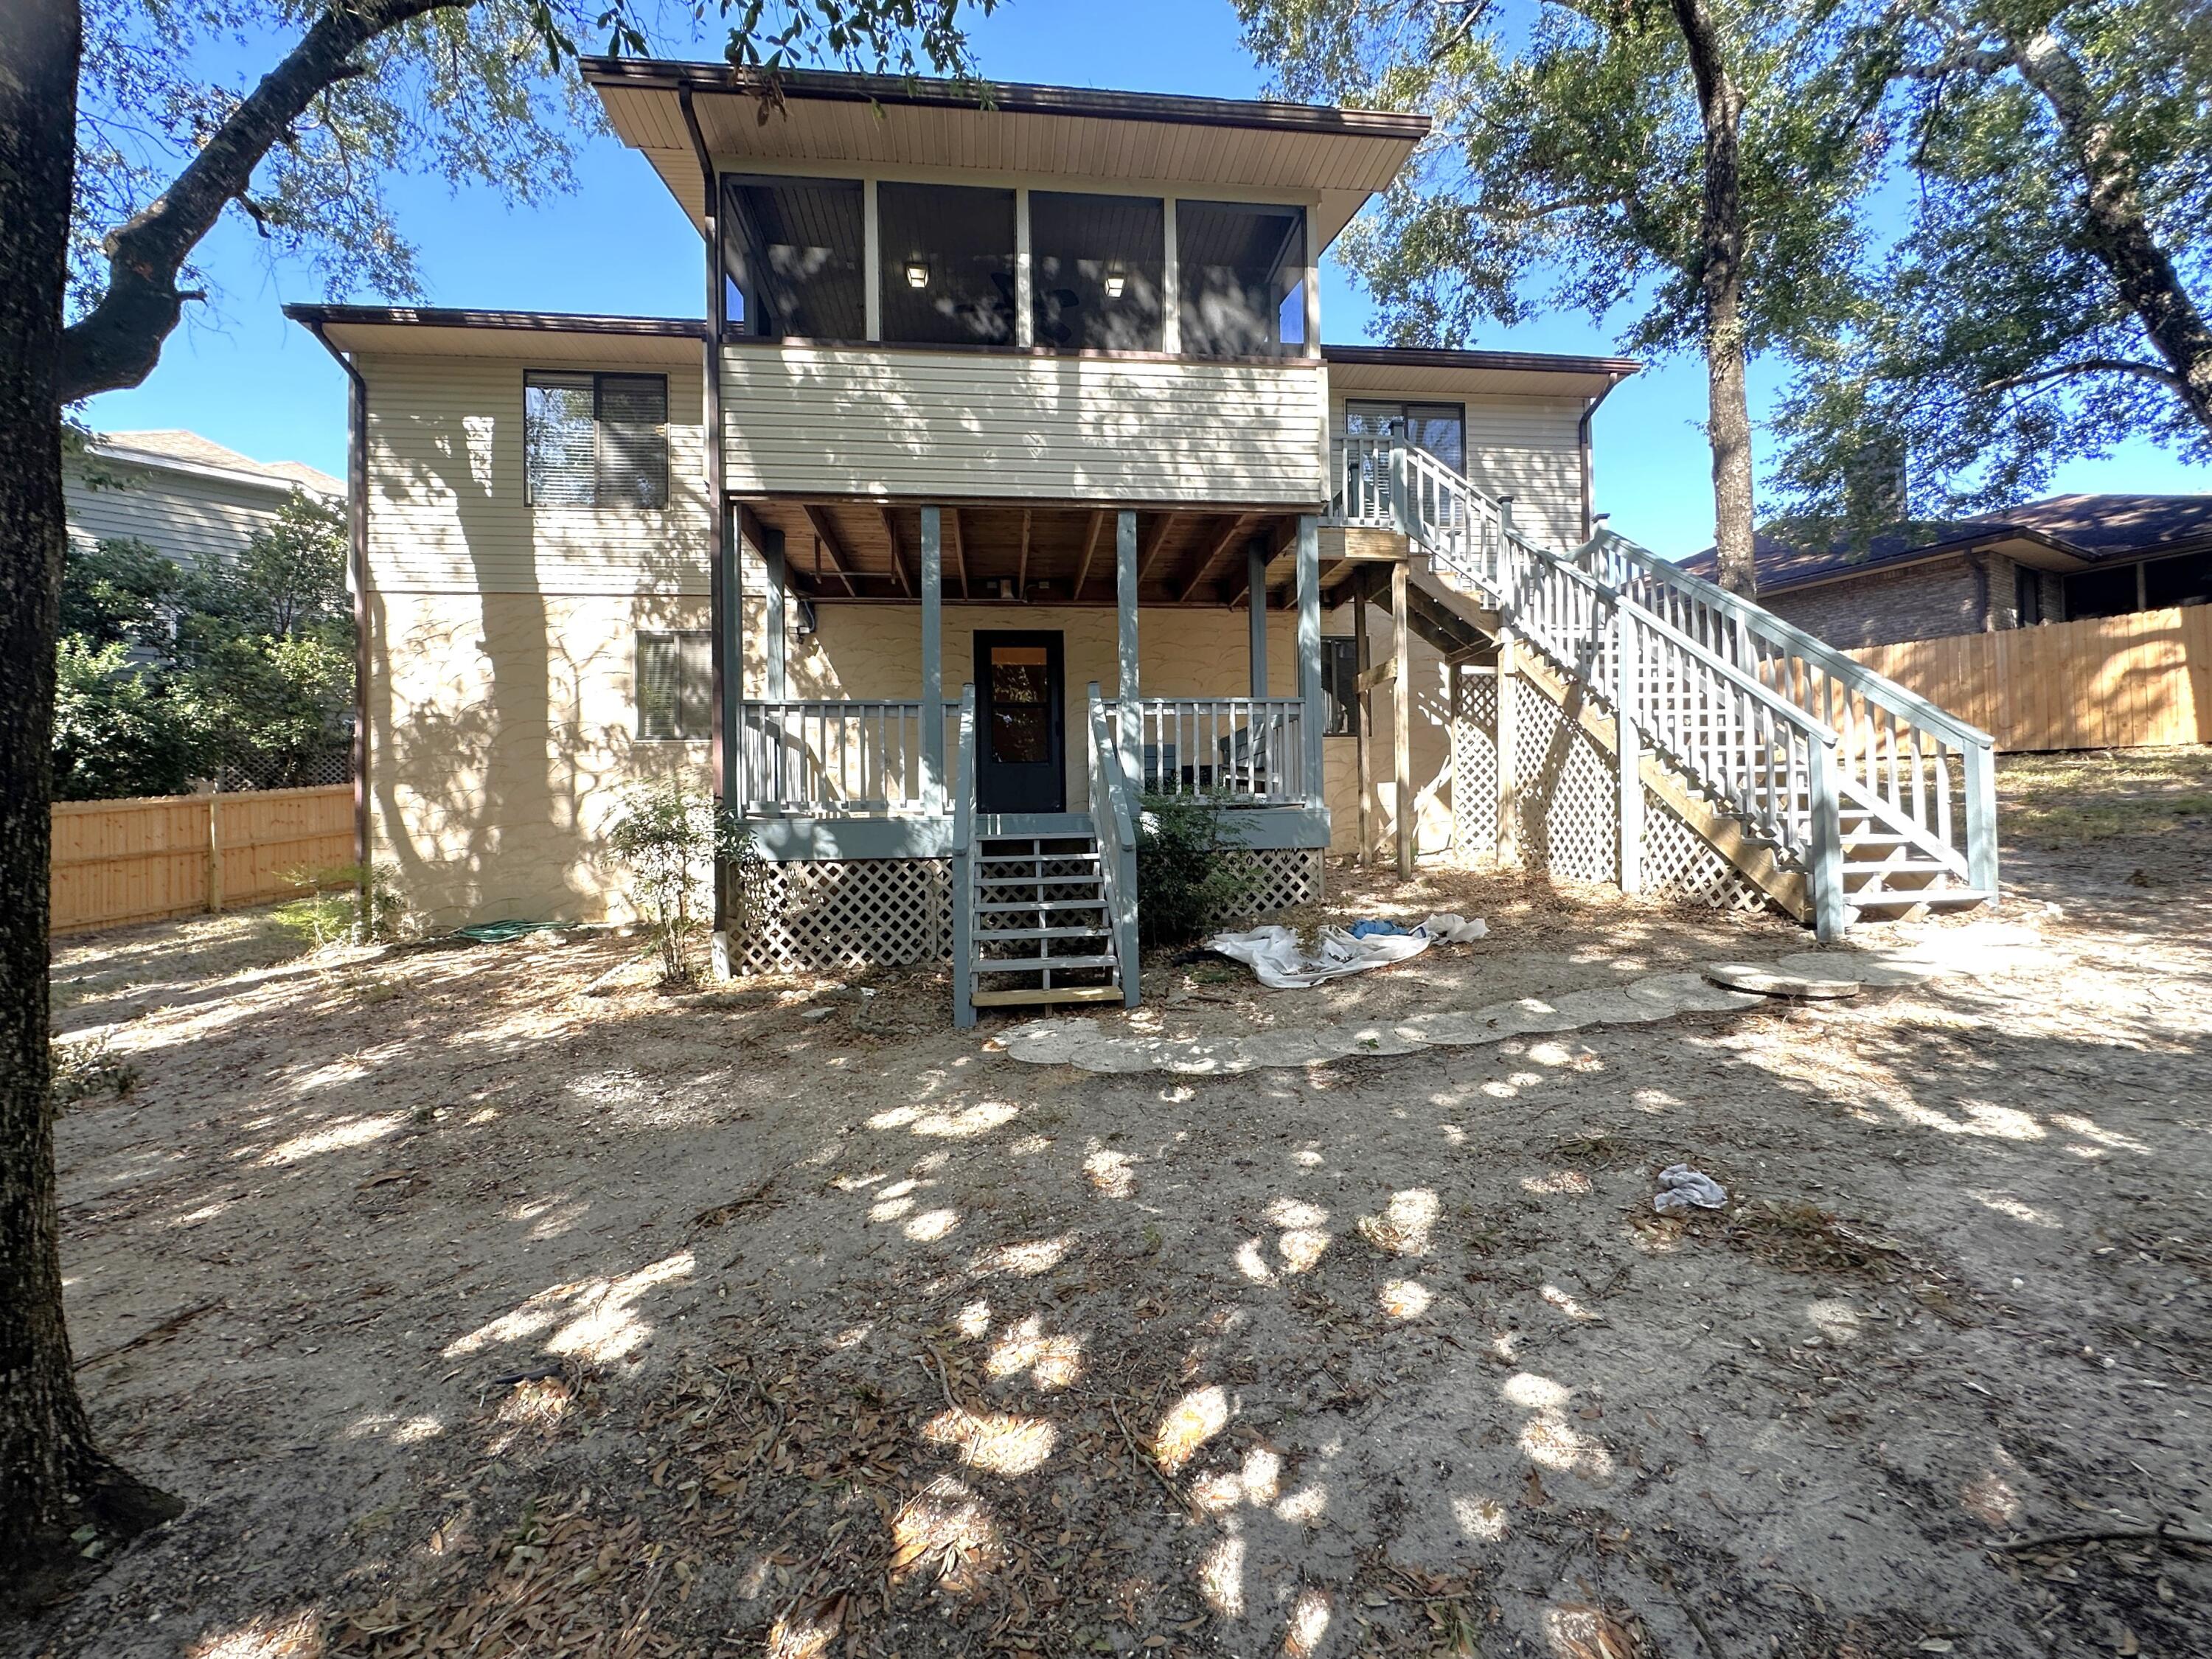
[1702,961,1863,1000]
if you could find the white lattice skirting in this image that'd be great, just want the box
[1212,846,1325,922]
[734,858,953,975]
[1450,669,1775,916]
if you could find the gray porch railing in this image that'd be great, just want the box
[951,686,978,1027]
[1086,684,1141,1006]
[1115,697,1306,804]
[737,698,961,815]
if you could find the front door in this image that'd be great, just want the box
[974,630,1066,814]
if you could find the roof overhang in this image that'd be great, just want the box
[1324,344,1639,401]
[580,57,1430,251]
[286,304,707,365]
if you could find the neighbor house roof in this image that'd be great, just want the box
[87,429,343,498]
[1677,493,2212,589]
[580,58,1430,252]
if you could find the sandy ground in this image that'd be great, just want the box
[14,768,2212,1659]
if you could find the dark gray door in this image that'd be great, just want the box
[974,630,1065,813]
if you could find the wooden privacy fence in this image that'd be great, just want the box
[1846,605,2212,753]
[52,785,355,935]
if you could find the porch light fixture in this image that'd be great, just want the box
[1102,263,1127,301]
[903,258,930,290]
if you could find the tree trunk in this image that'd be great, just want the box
[1670,0,1758,597]
[0,0,180,1606]
[2015,29,2212,435]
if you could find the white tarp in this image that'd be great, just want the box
[1206,925,1433,990]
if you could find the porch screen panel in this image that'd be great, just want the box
[1030,192,1166,351]
[1177,201,1307,358]
[597,375,669,509]
[879,183,1017,346]
[722,175,866,339]
[524,374,597,505]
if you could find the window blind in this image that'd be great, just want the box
[525,372,668,508]
[597,375,669,509]
[524,374,597,506]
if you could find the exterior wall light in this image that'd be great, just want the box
[1102,264,1127,300]
[903,259,930,290]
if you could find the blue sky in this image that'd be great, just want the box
[80,0,2205,558]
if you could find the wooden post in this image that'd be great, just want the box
[1391,557,1413,879]
[205,787,223,915]
[720,504,741,813]
[921,508,945,814]
[1014,186,1034,349]
[1117,509,1141,782]
[1161,198,1180,355]
[1809,739,1846,942]
[1615,603,1642,893]
[1354,575,1373,863]
[1495,631,1520,866]
[863,178,883,342]
[1300,204,1321,357]
[762,527,788,701]
[1247,540,1268,698]
[1964,740,1999,895]
[1298,515,1324,812]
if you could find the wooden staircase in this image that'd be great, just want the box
[965,830,1126,1009]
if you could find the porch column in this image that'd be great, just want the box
[1246,539,1268,698]
[720,504,741,809]
[762,526,788,701]
[1116,509,1140,782]
[1353,574,1373,862]
[1392,556,1413,878]
[1297,515,1324,810]
[921,507,945,814]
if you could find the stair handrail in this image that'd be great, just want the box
[1087,683,1141,1006]
[951,684,978,1029]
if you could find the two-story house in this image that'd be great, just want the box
[291,60,2000,1024]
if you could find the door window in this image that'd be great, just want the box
[987,644,1054,764]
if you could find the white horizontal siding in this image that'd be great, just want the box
[64,465,290,571]
[1329,391,1585,551]
[723,345,1326,505]
[362,352,711,597]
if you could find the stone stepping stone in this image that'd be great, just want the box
[1771,949,1941,987]
[1703,961,1863,1000]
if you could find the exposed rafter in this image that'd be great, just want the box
[1016,509,1031,601]
[947,507,970,598]
[801,504,861,596]
[877,507,913,595]
[1073,509,1107,599]
[1176,513,1253,605]
[1226,518,1300,609]
[1135,512,1180,583]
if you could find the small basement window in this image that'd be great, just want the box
[525,372,669,509]
[637,630,712,741]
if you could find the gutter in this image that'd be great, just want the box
[301,321,374,919]
[1578,371,1630,540]
[680,86,736,953]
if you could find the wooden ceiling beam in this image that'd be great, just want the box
[948,507,970,598]
[1226,517,1300,609]
[1073,509,1107,600]
[1135,512,1180,583]
[801,504,861,597]
[1016,509,1032,602]
[1176,513,1254,605]
[877,507,913,596]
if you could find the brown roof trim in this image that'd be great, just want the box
[579,57,1433,142]
[283,304,707,339]
[1323,344,1641,378]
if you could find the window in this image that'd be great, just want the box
[1344,400,1467,476]
[1176,201,1307,357]
[721,175,866,339]
[879,182,1017,346]
[2014,563,2045,626]
[525,373,668,508]
[637,630,712,741]
[2063,564,2141,620]
[2143,548,2212,609]
[1322,636,1360,735]
[1030,191,1166,351]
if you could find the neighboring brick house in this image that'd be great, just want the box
[1679,493,2212,650]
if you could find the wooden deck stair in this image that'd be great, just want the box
[963,832,1126,1009]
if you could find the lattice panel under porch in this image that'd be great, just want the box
[1636,785,1773,913]
[1213,846,1324,922]
[734,858,953,975]
[1512,678,1618,884]
[1450,668,1500,856]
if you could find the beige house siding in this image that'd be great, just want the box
[723,345,1327,505]
[361,351,711,596]
[1328,391,1585,552]
[64,463,296,571]
[368,589,711,926]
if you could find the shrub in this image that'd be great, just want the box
[274,862,406,950]
[52,1033,139,1112]
[1134,791,1259,947]
[606,780,761,985]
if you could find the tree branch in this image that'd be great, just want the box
[1979,357,2185,396]
[60,0,469,403]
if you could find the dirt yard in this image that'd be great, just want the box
[15,751,2212,1659]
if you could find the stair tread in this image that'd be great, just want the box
[973,952,1120,973]
[973,986,1127,1007]
[974,899,1108,914]
[977,925,1112,942]
[975,875,1105,888]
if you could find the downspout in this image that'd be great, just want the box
[1577,372,1628,541]
[680,87,731,951]
[304,321,372,926]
